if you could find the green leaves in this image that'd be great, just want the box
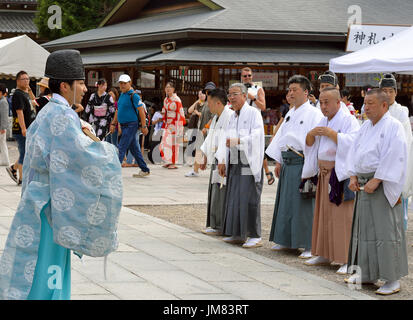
[35,0,118,40]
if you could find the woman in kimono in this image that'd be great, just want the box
[159,81,186,169]
[82,78,116,141]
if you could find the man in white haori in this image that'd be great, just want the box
[302,87,360,274]
[345,88,408,296]
[379,73,413,231]
[216,83,265,249]
[199,88,234,236]
[266,75,323,259]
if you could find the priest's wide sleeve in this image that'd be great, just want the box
[48,108,123,257]
[375,121,407,207]
[335,116,360,181]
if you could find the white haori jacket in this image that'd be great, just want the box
[266,100,323,164]
[347,112,407,207]
[200,105,234,185]
[215,102,264,183]
[302,106,360,180]
[388,102,413,198]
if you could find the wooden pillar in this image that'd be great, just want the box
[211,66,219,88]
[202,66,213,85]
[103,68,112,88]
[162,66,167,89]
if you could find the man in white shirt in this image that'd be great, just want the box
[302,87,360,274]
[379,73,413,231]
[199,89,234,236]
[266,75,323,258]
[241,67,266,111]
[217,83,265,249]
[345,88,408,295]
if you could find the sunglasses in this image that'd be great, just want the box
[242,75,252,78]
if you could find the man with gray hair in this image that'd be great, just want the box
[345,88,408,295]
[216,83,265,248]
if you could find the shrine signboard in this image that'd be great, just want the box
[346,24,410,52]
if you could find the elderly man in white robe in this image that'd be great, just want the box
[217,83,265,248]
[345,88,408,296]
[302,87,360,274]
[379,73,413,231]
[266,75,323,258]
[199,88,234,235]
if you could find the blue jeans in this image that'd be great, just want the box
[126,130,141,164]
[118,121,149,172]
[13,133,26,165]
[105,129,118,148]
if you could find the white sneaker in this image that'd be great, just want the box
[271,244,288,251]
[298,250,312,259]
[304,256,329,266]
[375,281,401,295]
[336,264,348,275]
[185,170,199,177]
[132,170,150,178]
[242,238,262,248]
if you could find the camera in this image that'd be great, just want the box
[244,83,252,89]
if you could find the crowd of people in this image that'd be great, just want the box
[0,48,412,299]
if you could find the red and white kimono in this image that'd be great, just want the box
[160,94,186,164]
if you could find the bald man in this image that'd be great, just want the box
[302,87,360,274]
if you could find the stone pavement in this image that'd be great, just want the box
[0,141,375,300]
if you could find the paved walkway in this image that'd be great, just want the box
[0,141,375,300]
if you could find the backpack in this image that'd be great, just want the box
[129,92,150,127]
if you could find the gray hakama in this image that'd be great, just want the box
[222,151,263,239]
[206,162,227,232]
[270,150,314,249]
[347,173,408,282]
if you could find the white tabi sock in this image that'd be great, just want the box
[336,264,348,274]
[304,256,329,266]
[298,250,312,259]
[242,238,262,248]
[376,281,401,295]
[271,244,288,251]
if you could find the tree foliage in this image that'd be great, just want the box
[35,0,119,41]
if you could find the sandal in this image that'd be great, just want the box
[6,165,18,183]
[168,165,178,169]
[162,164,171,168]
[266,172,275,185]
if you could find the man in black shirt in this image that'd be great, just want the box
[5,71,33,185]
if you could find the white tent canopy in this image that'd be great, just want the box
[0,35,50,79]
[330,26,413,74]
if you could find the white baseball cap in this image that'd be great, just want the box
[118,74,131,83]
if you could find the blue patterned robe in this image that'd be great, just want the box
[0,96,122,300]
